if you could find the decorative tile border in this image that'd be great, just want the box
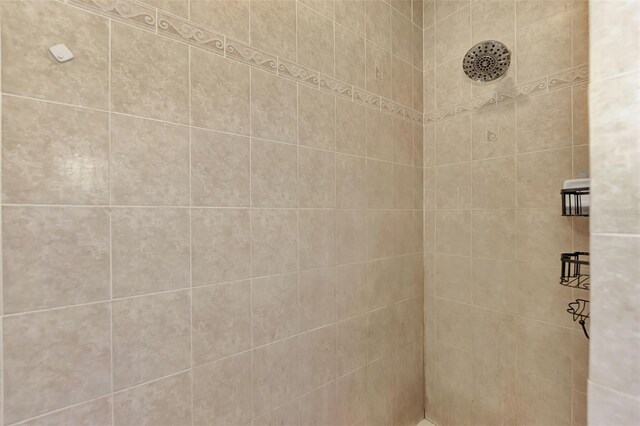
[225,38,277,73]
[424,64,589,124]
[548,65,589,91]
[69,0,156,31]
[455,93,497,116]
[318,74,353,100]
[352,87,381,109]
[277,59,318,87]
[497,77,548,105]
[157,12,224,56]
[65,0,424,123]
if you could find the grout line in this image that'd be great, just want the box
[187,42,195,426]
[107,17,116,426]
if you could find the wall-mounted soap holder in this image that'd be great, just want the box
[560,252,590,290]
[567,298,590,339]
[561,178,590,216]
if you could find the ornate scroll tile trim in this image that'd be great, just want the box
[548,65,589,91]
[225,38,277,73]
[277,59,319,87]
[157,12,224,55]
[352,87,381,110]
[69,0,156,31]
[455,93,497,116]
[318,74,353,100]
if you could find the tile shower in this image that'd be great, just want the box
[0,0,617,425]
[0,0,423,425]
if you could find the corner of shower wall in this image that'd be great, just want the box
[422,0,590,424]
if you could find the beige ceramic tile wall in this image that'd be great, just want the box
[0,0,425,425]
[423,0,590,424]
[588,0,640,424]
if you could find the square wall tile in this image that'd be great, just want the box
[251,139,298,208]
[336,154,367,209]
[252,273,299,346]
[336,209,367,263]
[299,267,337,331]
[392,57,414,106]
[193,352,252,426]
[435,163,471,209]
[253,337,299,416]
[1,0,109,109]
[17,397,112,426]
[297,4,335,76]
[435,114,471,165]
[435,6,470,65]
[435,209,471,256]
[191,208,251,286]
[515,262,573,328]
[471,209,517,261]
[471,103,516,160]
[3,206,109,314]
[365,0,391,50]
[366,356,395,425]
[298,85,336,151]
[516,320,572,385]
[336,0,365,36]
[516,88,572,153]
[4,304,111,424]
[367,258,399,309]
[251,209,298,276]
[2,97,108,205]
[435,253,472,303]
[299,326,337,394]
[394,164,415,209]
[191,48,251,135]
[110,114,189,206]
[337,316,367,375]
[112,290,190,390]
[516,147,572,208]
[336,262,368,320]
[300,382,338,426]
[298,147,336,208]
[435,57,472,108]
[365,42,392,98]
[472,156,516,209]
[112,207,190,298]
[337,368,367,426]
[367,210,395,259]
[336,98,367,156]
[394,117,414,165]
[516,209,572,265]
[190,0,250,42]
[144,0,188,16]
[113,372,192,426]
[192,129,250,207]
[251,69,298,143]
[516,11,572,83]
[367,109,393,161]
[192,281,251,365]
[250,0,297,61]
[335,26,366,87]
[392,9,413,63]
[111,22,189,123]
[471,0,514,42]
[299,209,336,270]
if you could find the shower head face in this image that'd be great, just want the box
[463,40,511,82]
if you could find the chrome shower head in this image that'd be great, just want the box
[463,40,511,82]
